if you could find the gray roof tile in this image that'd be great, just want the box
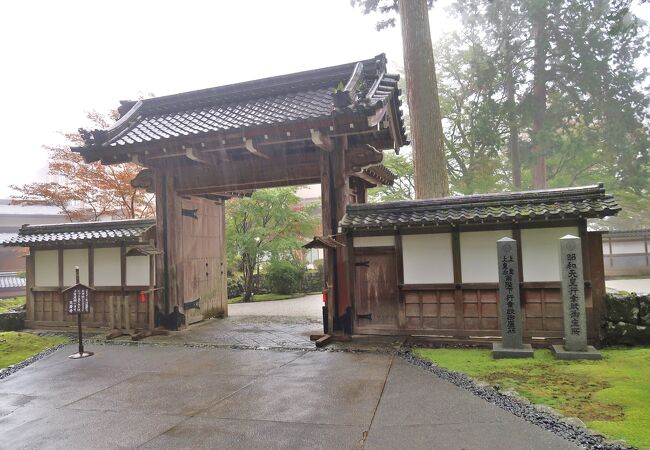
[0,272,26,289]
[75,55,407,152]
[2,219,155,247]
[340,185,620,229]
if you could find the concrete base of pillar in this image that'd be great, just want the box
[551,344,602,360]
[491,342,534,359]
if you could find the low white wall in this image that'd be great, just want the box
[34,250,58,287]
[353,236,395,247]
[610,240,646,255]
[402,233,454,284]
[94,247,121,286]
[522,226,579,281]
[126,254,150,286]
[63,249,89,286]
[460,230,512,283]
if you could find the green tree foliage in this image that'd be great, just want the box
[439,0,650,225]
[369,152,416,201]
[265,260,304,295]
[225,187,318,302]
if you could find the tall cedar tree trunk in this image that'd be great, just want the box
[242,253,255,302]
[531,1,548,189]
[399,0,450,199]
[505,40,521,189]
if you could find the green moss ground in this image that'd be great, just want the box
[0,297,25,313]
[414,347,650,449]
[0,332,67,369]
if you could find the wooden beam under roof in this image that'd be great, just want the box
[168,143,391,196]
[172,148,322,195]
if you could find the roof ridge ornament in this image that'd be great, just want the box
[332,62,365,108]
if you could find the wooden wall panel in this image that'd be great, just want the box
[28,289,151,330]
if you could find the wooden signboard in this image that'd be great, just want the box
[61,267,94,359]
[64,284,92,315]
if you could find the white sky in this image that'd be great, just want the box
[0,0,647,198]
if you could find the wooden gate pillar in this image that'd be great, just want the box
[320,137,351,334]
[154,170,184,316]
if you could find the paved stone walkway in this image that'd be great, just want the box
[147,315,322,350]
[228,293,323,317]
[0,344,577,449]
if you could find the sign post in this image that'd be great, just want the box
[62,266,94,359]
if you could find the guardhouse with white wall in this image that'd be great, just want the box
[3,219,161,330]
[339,184,620,343]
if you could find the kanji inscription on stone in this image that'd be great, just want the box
[497,237,524,349]
[559,235,588,352]
[66,285,91,314]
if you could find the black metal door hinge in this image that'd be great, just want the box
[357,313,372,320]
[355,261,370,267]
[183,298,201,310]
[182,208,198,219]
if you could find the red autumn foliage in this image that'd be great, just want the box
[11,111,154,221]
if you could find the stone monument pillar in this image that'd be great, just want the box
[492,237,533,358]
[551,235,602,360]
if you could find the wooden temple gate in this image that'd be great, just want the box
[73,54,407,333]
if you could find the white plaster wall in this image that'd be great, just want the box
[353,236,395,247]
[126,255,150,286]
[34,250,58,287]
[602,242,610,255]
[610,240,646,254]
[522,226,579,282]
[63,248,89,286]
[460,230,512,283]
[93,247,121,286]
[402,233,454,284]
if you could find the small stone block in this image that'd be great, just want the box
[491,342,534,359]
[551,344,602,360]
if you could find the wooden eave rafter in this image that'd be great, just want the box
[244,138,270,159]
[310,129,333,152]
[184,146,209,164]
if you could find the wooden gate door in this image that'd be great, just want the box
[354,248,399,334]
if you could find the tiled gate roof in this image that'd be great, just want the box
[341,184,620,229]
[2,219,155,247]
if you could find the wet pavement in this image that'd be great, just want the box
[145,315,322,350]
[0,344,577,449]
[131,295,324,350]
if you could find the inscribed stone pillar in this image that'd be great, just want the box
[559,235,588,352]
[497,237,523,348]
[493,237,532,358]
[552,234,601,360]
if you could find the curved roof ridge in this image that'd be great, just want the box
[19,218,156,234]
[348,184,607,212]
